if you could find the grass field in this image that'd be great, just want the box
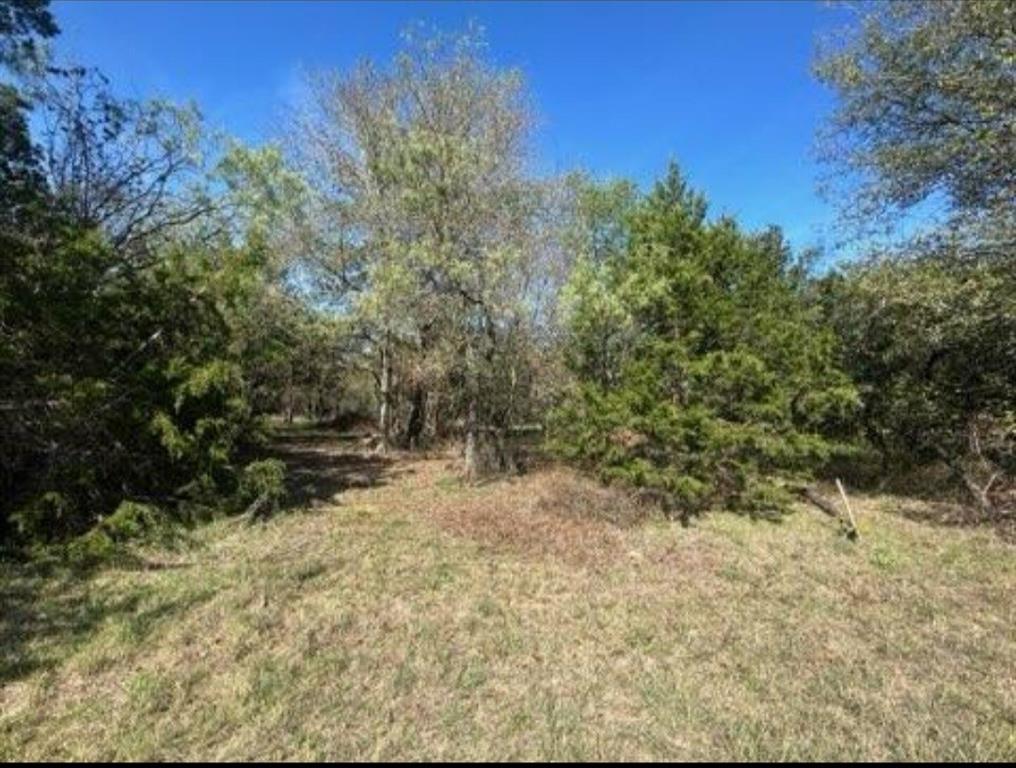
[2,430,1014,760]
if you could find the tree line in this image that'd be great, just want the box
[0,0,1012,561]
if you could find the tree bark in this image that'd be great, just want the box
[464,390,478,481]
[404,384,426,449]
[285,368,294,424]
[463,336,480,480]
[378,332,392,454]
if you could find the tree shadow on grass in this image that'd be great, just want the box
[0,564,211,687]
[268,427,408,511]
[885,498,1016,542]
[270,426,371,449]
[0,427,405,688]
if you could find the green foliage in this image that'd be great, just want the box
[0,225,274,548]
[237,459,287,514]
[61,500,186,569]
[0,83,46,228]
[294,25,548,467]
[816,251,1016,511]
[815,0,1015,242]
[0,6,313,555]
[3,2,1009,558]
[814,0,1016,515]
[217,142,310,244]
[63,528,117,570]
[100,501,166,543]
[551,167,857,517]
[8,491,70,544]
[558,176,638,389]
[0,0,57,71]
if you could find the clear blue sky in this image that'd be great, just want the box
[52,0,855,254]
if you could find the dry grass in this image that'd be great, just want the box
[410,465,644,567]
[1,434,1014,760]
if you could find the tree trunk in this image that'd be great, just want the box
[463,331,481,480]
[464,390,478,481]
[378,332,392,454]
[936,443,999,518]
[285,368,294,424]
[958,467,998,518]
[404,384,426,449]
[427,391,442,441]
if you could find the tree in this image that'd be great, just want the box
[815,0,1016,517]
[556,175,638,390]
[291,26,547,475]
[0,84,46,233]
[0,4,289,554]
[0,0,54,232]
[0,0,57,72]
[0,0,61,521]
[30,67,215,262]
[551,165,857,518]
[815,0,1015,247]
[0,225,278,549]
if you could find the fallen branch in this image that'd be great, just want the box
[243,492,273,523]
[799,486,840,518]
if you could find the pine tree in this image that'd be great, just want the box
[551,165,857,518]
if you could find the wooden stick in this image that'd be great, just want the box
[835,478,860,541]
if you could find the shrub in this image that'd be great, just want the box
[64,528,118,570]
[100,501,167,543]
[816,253,1016,516]
[1,235,271,552]
[63,501,180,569]
[236,459,287,518]
[9,492,73,545]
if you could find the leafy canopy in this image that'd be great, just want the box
[815,0,1016,244]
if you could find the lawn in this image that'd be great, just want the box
[1,430,1014,760]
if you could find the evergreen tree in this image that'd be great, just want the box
[552,166,857,518]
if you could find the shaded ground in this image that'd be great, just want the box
[269,426,401,510]
[825,457,1016,541]
[1,428,1014,760]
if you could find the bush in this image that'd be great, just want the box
[62,501,180,569]
[0,234,272,552]
[9,492,73,545]
[64,528,118,570]
[816,253,1016,516]
[236,459,287,517]
[100,501,169,543]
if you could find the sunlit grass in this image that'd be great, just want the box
[1,450,1013,760]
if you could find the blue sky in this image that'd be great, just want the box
[52,0,855,255]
